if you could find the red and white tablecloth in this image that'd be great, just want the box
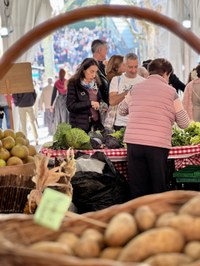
[40,144,200,175]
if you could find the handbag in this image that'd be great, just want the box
[0,106,4,119]
[104,76,121,128]
[103,105,117,128]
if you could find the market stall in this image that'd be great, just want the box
[40,144,200,178]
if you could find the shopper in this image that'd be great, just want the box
[182,64,200,121]
[40,77,54,135]
[67,58,104,132]
[119,58,190,199]
[107,53,145,130]
[91,39,109,105]
[0,95,10,129]
[13,90,38,145]
[51,68,68,134]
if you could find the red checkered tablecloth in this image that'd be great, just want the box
[40,147,127,162]
[169,145,200,159]
[40,145,200,174]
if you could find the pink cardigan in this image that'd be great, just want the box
[119,75,190,149]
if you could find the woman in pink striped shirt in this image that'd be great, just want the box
[119,58,190,199]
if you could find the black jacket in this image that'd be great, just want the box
[66,79,102,132]
[169,74,185,93]
[97,61,109,105]
[12,90,37,107]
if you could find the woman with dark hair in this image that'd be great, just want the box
[183,64,200,121]
[66,58,104,132]
[51,68,68,134]
[119,58,190,199]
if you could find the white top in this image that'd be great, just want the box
[109,74,145,127]
[0,95,8,106]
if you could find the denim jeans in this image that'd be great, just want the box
[0,106,10,129]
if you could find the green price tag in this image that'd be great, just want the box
[34,188,72,231]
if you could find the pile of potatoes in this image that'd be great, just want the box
[27,194,200,266]
[0,128,37,167]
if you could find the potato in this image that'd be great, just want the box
[29,241,72,255]
[157,214,200,241]
[179,195,200,216]
[118,227,185,262]
[81,228,104,248]
[134,205,156,231]
[183,260,200,266]
[156,212,176,227]
[57,232,79,250]
[105,212,138,246]
[100,247,122,260]
[184,241,200,260]
[145,253,192,266]
[73,238,101,258]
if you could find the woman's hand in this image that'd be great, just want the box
[91,101,100,110]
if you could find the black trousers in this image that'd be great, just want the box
[127,143,169,199]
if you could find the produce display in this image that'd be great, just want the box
[47,123,126,150]
[0,128,37,167]
[172,121,200,146]
[10,193,200,266]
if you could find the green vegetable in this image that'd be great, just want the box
[65,128,92,149]
[110,128,126,147]
[172,122,200,146]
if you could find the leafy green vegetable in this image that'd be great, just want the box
[172,122,200,146]
[52,123,72,149]
[65,128,91,149]
[110,128,126,146]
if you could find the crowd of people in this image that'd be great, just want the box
[34,26,120,76]
[1,36,200,202]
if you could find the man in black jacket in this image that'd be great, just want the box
[91,39,109,105]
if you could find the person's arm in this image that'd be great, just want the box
[118,90,131,116]
[174,96,190,129]
[50,85,58,107]
[109,77,128,106]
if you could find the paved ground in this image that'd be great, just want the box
[27,112,53,149]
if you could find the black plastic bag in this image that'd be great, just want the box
[71,151,130,213]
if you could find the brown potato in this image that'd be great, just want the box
[73,238,101,258]
[179,195,200,216]
[118,227,185,262]
[81,228,104,248]
[105,212,138,247]
[57,232,79,250]
[157,214,200,241]
[29,241,72,255]
[156,212,176,227]
[145,253,192,266]
[184,260,200,266]
[184,241,200,260]
[100,247,122,260]
[134,205,156,231]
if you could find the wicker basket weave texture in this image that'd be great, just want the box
[0,190,199,266]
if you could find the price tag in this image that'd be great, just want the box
[34,188,72,231]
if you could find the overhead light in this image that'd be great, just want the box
[182,19,191,29]
[0,27,9,37]
[0,0,13,38]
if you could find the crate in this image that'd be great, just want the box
[173,165,200,181]
[0,163,35,213]
[173,165,200,191]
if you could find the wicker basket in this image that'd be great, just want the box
[0,190,199,266]
[0,163,35,213]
